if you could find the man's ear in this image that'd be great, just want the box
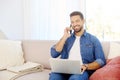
[82,19,85,24]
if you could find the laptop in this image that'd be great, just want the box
[49,58,82,74]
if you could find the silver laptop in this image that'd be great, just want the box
[49,58,82,74]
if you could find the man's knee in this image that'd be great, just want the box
[69,71,89,80]
[49,73,65,80]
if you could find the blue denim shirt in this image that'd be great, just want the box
[51,30,106,67]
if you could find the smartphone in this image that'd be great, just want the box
[70,24,72,34]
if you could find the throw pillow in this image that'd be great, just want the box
[89,56,120,80]
[108,42,120,59]
[0,40,24,70]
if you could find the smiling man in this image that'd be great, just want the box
[49,11,106,80]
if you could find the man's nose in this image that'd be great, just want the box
[73,23,77,27]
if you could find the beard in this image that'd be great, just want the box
[74,25,83,33]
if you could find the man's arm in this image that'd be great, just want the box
[84,61,101,70]
[82,38,106,71]
[55,27,71,52]
[51,27,72,58]
[81,61,101,73]
[55,35,68,52]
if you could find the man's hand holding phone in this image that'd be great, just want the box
[63,27,72,39]
[63,24,72,38]
[55,26,72,52]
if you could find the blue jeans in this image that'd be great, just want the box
[49,71,89,80]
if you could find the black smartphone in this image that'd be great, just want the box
[70,24,72,34]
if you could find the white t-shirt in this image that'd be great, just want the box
[68,36,83,65]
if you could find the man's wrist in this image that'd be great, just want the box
[83,64,88,70]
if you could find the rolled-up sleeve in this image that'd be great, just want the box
[50,45,61,58]
[95,59,105,67]
[94,38,106,67]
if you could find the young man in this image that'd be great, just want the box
[49,11,106,80]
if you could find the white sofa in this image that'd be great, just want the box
[0,40,119,80]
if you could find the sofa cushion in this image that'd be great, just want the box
[15,69,50,80]
[22,40,57,69]
[0,69,50,80]
[108,42,120,59]
[101,41,110,59]
[0,40,24,70]
[89,56,120,80]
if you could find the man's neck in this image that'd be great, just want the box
[75,29,84,37]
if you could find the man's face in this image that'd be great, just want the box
[70,15,84,33]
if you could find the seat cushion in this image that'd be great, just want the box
[16,69,50,80]
[0,69,50,80]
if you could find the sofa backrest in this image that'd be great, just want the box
[22,40,120,69]
[101,41,110,59]
[101,41,120,59]
[22,40,57,69]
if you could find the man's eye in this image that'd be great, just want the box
[76,20,80,22]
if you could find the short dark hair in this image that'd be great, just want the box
[70,11,84,20]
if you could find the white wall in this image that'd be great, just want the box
[23,0,85,40]
[0,0,85,40]
[0,0,24,40]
